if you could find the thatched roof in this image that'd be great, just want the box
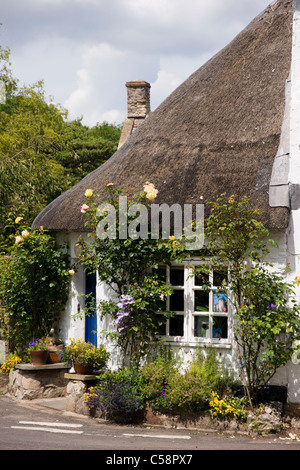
[33,0,293,233]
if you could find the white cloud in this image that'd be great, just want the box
[64,42,158,125]
[64,43,126,124]
[9,36,81,106]
[2,0,272,126]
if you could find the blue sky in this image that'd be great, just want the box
[1,0,272,127]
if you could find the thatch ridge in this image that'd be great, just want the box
[33,0,293,233]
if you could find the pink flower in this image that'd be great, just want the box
[81,204,89,214]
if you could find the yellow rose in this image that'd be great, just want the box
[85,189,93,197]
[15,236,23,244]
[146,189,158,201]
[15,217,23,224]
[21,229,30,238]
[68,269,76,276]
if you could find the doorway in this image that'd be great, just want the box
[85,271,97,346]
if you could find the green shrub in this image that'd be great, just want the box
[0,223,70,352]
[85,368,145,422]
[140,349,234,413]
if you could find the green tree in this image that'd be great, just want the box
[0,46,121,252]
[0,75,72,250]
[58,120,121,185]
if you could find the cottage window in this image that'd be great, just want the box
[157,263,231,346]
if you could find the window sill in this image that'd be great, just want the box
[160,339,232,349]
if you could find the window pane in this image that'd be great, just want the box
[170,315,184,336]
[213,270,228,287]
[157,267,167,283]
[157,315,167,336]
[194,315,209,338]
[213,292,228,313]
[195,272,209,286]
[170,267,184,286]
[213,316,228,339]
[170,290,184,311]
[194,291,209,312]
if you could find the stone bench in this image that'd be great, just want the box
[9,363,70,400]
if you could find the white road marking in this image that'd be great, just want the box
[123,433,191,440]
[11,420,84,434]
[11,425,83,434]
[19,421,82,428]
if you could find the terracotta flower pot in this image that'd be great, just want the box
[30,350,49,365]
[74,363,94,375]
[47,345,63,364]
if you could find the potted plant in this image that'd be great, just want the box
[64,338,110,374]
[28,338,50,365]
[47,338,65,364]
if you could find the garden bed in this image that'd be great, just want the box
[90,402,300,436]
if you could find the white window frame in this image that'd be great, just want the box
[158,260,232,348]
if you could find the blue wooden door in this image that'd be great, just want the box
[85,271,97,346]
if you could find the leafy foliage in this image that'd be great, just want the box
[85,368,144,421]
[84,350,235,420]
[58,120,121,185]
[197,194,300,402]
[139,350,233,413]
[78,184,187,365]
[63,338,110,369]
[0,46,121,253]
[0,220,71,352]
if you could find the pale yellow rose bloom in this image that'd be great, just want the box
[21,230,30,238]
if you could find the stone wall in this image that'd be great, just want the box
[65,373,98,416]
[9,364,69,400]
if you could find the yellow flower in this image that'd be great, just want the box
[21,229,30,238]
[68,269,76,276]
[15,236,23,244]
[85,189,93,197]
[143,182,158,200]
[169,235,175,240]
[15,217,23,224]
[295,276,300,284]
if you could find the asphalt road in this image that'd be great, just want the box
[1,395,300,457]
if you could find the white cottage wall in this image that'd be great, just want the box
[54,232,86,342]
[265,0,300,403]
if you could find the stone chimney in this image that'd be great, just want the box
[118,80,151,149]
